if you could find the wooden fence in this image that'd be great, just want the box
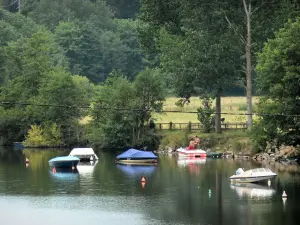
[155,122,247,131]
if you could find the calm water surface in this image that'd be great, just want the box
[0,147,300,225]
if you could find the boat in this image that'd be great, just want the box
[176,147,207,158]
[230,168,277,183]
[230,183,276,198]
[69,147,98,162]
[206,151,223,158]
[115,148,158,164]
[48,156,80,168]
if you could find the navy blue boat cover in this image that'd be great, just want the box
[116,148,158,159]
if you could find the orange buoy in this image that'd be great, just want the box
[141,177,146,183]
[52,167,56,173]
[25,158,30,163]
[72,165,75,170]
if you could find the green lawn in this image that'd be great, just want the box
[153,96,259,123]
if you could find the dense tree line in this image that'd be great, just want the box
[1,0,300,151]
[138,0,300,149]
[0,1,164,149]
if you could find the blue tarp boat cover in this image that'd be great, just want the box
[116,148,157,159]
[49,156,80,163]
[117,164,157,176]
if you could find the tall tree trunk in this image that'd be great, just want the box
[215,93,221,133]
[243,0,253,127]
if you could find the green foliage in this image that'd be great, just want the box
[106,0,140,18]
[89,69,165,149]
[23,123,63,147]
[25,0,114,30]
[159,130,188,149]
[0,30,66,87]
[0,107,25,145]
[197,99,215,133]
[254,18,300,149]
[0,8,39,46]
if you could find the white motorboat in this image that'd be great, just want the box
[69,148,98,162]
[176,147,207,158]
[230,168,277,183]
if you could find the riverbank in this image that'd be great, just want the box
[157,130,251,153]
[252,145,300,165]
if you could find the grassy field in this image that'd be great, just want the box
[80,96,259,124]
[153,96,259,123]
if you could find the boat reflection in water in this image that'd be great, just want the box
[116,164,157,178]
[231,183,276,199]
[177,158,206,175]
[76,161,98,177]
[49,167,79,181]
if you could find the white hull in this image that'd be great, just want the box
[176,147,207,158]
[230,175,276,183]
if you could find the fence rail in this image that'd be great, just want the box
[155,122,247,131]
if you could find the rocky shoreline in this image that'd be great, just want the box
[155,144,300,165]
[252,145,300,165]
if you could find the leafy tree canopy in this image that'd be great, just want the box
[254,18,300,148]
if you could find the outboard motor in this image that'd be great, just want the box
[236,168,244,175]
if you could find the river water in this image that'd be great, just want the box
[0,147,300,225]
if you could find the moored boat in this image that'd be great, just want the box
[115,148,158,164]
[176,147,207,158]
[230,168,277,183]
[69,148,98,162]
[48,156,80,168]
[206,151,223,158]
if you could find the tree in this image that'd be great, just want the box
[0,8,39,46]
[106,0,140,18]
[24,0,113,30]
[88,69,165,149]
[224,0,300,127]
[254,18,300,148]
[157,1,241,133]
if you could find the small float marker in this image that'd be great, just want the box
[282,191,287,198]
[141,177,146,183]
[25,158,30,163]
[268,180,271,186]
[72,165,75,170]
[52,167,56,173]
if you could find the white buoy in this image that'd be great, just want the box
[268,180,271,186]
[282,191,287,198]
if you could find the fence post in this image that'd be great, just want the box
[188,121,192,131]
[169,121,173,130]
